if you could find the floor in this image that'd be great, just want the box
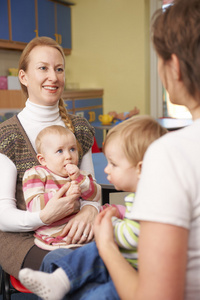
[0,292,37,299]
[0,294,37,300]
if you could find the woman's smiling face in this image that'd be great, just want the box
[19,45,65,106]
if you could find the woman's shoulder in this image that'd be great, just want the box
[0,115,20,131]
[68,114,95,162]
[69,114,95,135]
[0,116,22,147]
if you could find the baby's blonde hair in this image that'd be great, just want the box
[103,115,168,166]
[35,125,82,157]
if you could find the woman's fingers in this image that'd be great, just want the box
[61,206,97,244]
[40,189,79,224]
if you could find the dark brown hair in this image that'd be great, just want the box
[152,0,200,99]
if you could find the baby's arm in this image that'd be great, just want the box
[66,165,101,203]
[76,172,101,202]
[65,164,80,181]
[66,181,81,196]
[23,167,60,212]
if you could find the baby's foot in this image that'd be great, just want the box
[19,268,70,300]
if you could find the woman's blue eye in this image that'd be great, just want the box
[57,67,64,72]
[39,66,46,70]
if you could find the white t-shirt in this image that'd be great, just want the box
[132,119,200,299]
[0,100,96,232]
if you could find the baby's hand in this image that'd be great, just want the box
[65,164,80,180]
[66,181,81,197]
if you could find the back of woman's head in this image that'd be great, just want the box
[18,36,65,98]
[152,0,200,98]
[103,115,167,166]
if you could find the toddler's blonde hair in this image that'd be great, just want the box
[103,115,168,166]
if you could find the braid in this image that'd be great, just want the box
[58,98,74,133]
[58,98,83,158]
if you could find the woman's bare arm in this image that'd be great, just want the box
[94,209,188,300]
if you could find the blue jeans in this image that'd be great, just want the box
[40,242,120,300]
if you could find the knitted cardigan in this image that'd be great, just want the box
[0,114,94,278]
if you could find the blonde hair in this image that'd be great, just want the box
[103,115,168,166]
[35,125,83,158]
[19,36,74,133]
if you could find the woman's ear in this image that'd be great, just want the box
[136,161,143,179]
[37,153,47,166]
[18,70,28,87]
[171,53,181,81]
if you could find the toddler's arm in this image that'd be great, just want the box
[112,193,139,250]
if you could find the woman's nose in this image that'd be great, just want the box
[49,69,57,82]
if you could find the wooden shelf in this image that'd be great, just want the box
[0,89,104,109]
[0,90,26,108]
[62,89,104,99]
[0,40,71,55]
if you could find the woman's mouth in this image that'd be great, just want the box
[43,86,58,91]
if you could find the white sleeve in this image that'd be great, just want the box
[79,149,100,211]
[0,154,44,232]
[131,139,193,229]
[79,149,95,177]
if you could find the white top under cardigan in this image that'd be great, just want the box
[0,100,97,232]
[132,119,200,299]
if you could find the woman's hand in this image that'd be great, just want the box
[60,205,98,245]
[39,183,80,225]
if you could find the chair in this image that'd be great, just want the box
[92,137,101,153]
[0,268,32,300]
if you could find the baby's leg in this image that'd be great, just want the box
[19,242,109,299]
[19,267,70,300]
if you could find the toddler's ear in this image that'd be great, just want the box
[37,153,46,166]
[137,161,143,179]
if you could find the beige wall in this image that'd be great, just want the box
[66,0,150,115]
[0,0,151,115]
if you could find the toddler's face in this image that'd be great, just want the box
[104,138,139,193]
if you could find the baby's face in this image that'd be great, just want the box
[104,138,139,193]
[41,131,79,177]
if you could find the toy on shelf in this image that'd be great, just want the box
[108,107,140,124]
[98,114,113,125]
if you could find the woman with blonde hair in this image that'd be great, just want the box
[0,36,99,278]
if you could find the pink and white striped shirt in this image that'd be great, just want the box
[23,165,101,249]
